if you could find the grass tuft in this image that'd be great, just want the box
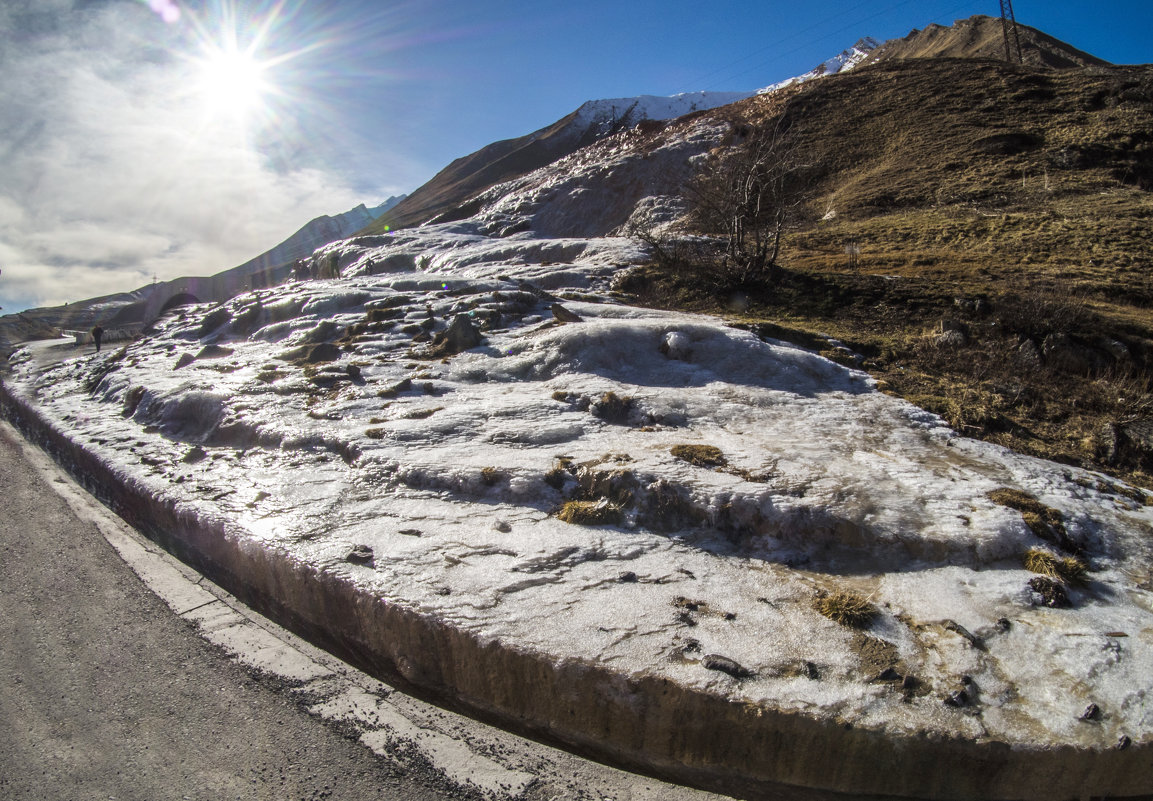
[1024,548,1088,584]
[814,591,877,628]
[591,391,633,424]
[556,499,621,526]
[988,488,1075,550]
[670,444,727,468]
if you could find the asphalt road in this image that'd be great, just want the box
[0,420,453,801]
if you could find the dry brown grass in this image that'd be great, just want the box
[1024,548,1088,584]
[814,591,877,628]
[988,488,1076,552]
[556,500,621,526]
[670,444,727,468]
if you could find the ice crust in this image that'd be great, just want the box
[8,221,1153,767]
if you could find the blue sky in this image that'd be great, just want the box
[1,0,1150,313]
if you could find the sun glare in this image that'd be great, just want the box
[195,44,270,118]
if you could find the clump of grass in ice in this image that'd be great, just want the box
[814,590,877,628]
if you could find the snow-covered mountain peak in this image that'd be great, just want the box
[571,36,883,134]
[758,35,881,94]
[571,91,756,138]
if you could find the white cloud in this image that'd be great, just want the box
[0,0,376,313]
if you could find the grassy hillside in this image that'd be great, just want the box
[859,14,1109,69]
[623,56,1153,487]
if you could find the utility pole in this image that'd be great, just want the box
[999,0,1023,63]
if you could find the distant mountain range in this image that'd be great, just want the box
[0,198,403,351]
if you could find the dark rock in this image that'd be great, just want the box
[346,545,374,566]
[551,303,583,323]
[944,620,986,650]
[972,132,1042,155]
[618,571,638,583]
[182,446,208,464]
[935,329,967,348]
[870,667,902,683]
[1028,576,1071,608]
[398,528,422,537]
[703,654,754,679]
[1097,336,1131,363]
[1097,422,1122,466]
[303,320,343,344]
[346,364,363,383]
[1016,338,1042,370]
[804,661,820,680]
[1117,735,1132,751]
[196,344,234,360]
[943,689,970,707]
[590,391,633,425]
[230,302,264,337]
[1079,703,1102,721]
[197,308,233,339]
[933,319,969,347]
[431,314,483,356]
[1041,332,1111,375]
[305,343,342,363]
[173,353,195,370]
[377,378,413,398]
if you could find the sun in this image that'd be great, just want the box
[195,43,270,119]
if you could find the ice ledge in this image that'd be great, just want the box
[3,380,1150,801]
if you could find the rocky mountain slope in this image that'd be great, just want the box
[230,199,404,281]
[364,92,752,234]
[860,14,1110,69]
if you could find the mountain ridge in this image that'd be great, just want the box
[361,14,1117,239]
[861,14,1111,69]
[0,198,404,349]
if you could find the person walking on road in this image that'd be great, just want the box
[91,324,104,353]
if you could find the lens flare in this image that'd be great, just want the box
[142,0,180,24]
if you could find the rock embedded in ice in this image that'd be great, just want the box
[660,330,692,360]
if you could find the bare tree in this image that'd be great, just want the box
[685,118,810,286]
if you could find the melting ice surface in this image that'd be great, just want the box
[10,221,1153,749]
